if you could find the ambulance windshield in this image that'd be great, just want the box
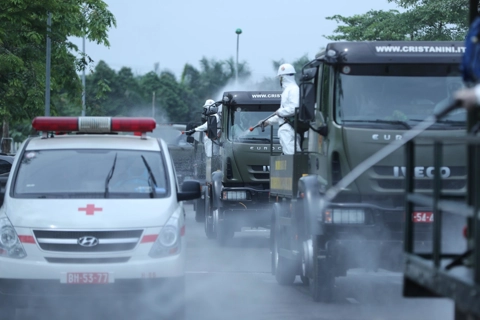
[13,149,169,199]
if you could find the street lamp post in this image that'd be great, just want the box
[235,28,242,86]
[81,35,86,116]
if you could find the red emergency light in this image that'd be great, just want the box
[32,117,156,133]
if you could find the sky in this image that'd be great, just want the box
[74,0,398,81]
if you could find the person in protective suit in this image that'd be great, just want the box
[259,63,301,155]
[185,99,221,158]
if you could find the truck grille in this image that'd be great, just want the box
[248,165,270,180]
[33,230,143,253]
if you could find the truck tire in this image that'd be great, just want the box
[272,214,296,285]
[216,210,234,246]
[310,235,334,302]
[204,190,216,239]
[194,198,205,223]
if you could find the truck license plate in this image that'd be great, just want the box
[412,211,434,223]
[63,272,111,284]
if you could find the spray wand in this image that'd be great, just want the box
[249,113,276,132]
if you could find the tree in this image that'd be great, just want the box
[0,0,116,122]
[325,0,468,41]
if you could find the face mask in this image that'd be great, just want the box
[279,75,283,88]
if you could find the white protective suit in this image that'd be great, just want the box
[265,74,301,155]
[193,112,221,158]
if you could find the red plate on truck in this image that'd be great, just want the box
[412,211,434,223]
[64,272,110,284]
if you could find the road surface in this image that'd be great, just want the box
[17,204,453,320]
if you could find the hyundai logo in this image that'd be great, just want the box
[78,236,99,247]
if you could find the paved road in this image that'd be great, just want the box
[17,204,454,320]
[183,204,454,320]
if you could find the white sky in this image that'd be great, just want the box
[74,0,397,81]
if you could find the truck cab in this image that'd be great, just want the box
[195,91,282,245]
[269,41,467,301]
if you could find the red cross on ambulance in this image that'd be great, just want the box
[78,204,103,215]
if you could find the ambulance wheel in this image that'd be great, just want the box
[310,235,334,302]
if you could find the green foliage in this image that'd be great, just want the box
[0,0,116,122]
[325,0,469,41]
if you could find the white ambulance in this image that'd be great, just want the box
[0,117,200,319]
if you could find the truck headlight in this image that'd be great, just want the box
[325,209,365,224]
[0,217,27,259]
[222,191,247,200]
[148,214,181,258]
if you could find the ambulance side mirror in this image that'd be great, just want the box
[177,180,202,201]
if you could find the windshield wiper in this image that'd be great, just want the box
[342,119,411,129]
[141,155,157,199]
[409,119,465,126]
[104,153,118,198]
[237,137,272,142]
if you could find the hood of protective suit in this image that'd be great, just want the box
[281,74,297,90]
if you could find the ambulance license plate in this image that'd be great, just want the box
[63,272,111,284]
[412,211,434,223]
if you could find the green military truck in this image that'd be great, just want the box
[195,91,282,245]
[402,1,480,319]
[269,41,466,301]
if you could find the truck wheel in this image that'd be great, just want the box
[204,193,216,239]
[194,198,205,223]
[310,236,334,302]
[272,217,296,285]
[204,213,216,239]
[216,211,234,246]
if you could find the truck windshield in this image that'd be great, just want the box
[13,149,169,199]
[228,110,279,142]
[335,64,465,129]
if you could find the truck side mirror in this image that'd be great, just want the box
[299,67,317,122]
[206,116,218,140]
[299,81,316,122]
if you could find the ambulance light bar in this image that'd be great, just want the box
[32,117,156,133]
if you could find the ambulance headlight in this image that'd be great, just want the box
[324,209,365,224]
[159,226,178,247]
[0,217,27,259]
[148,214,181,258]
[0,226,18,248]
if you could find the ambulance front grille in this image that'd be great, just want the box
[33,230,144,252]
[45,257,131,264]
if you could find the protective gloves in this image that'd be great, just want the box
[185,129,196,136]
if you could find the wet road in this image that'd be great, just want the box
[183,204,454,320]
[17,203,454,320]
